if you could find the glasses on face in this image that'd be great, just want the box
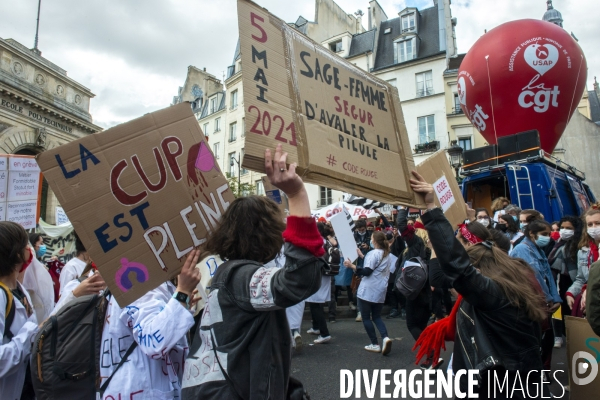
[358,228,366,233]
[476,215,489,220]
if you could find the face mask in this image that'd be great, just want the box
[520,222,528,231]
[559,229,575,240]
[370,240,374,248]
[358,231,366,236]
[551,232,561,241]
[20,247,34,273]
[512,216,518,221]
[497,224,507,232]
[36,244,47,258]
[535,235,551,247]
[478,218,490,227]
[588,227,600,241]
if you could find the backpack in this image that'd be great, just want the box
[395,257,428,300]
[30,291,136,400]
[0,281,16,341]
[323,240,340,276]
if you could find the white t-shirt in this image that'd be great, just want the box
[59,257,87,296]
[357,249,391,304]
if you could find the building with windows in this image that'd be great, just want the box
[343,0,458,164]
[0,37,101,224]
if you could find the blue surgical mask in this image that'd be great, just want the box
[370,240,374,249]
[36,244,47,258]
[535,235,551,247]
[512,216,518,221]
[520,222,527,231]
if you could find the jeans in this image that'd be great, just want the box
[309,302,329,337]
[328,277,336,319]
[359,299,388,345]
[406,293,430,341]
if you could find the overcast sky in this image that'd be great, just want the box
[2,0,598,128]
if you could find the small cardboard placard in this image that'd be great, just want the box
[415,150,467,227]
[565,316,600,398]
[37,103,235,305]
[237,0,421,206]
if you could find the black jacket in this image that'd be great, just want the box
[182,243,325,400]
[422,208,542,392]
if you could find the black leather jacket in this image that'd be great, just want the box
[422,208,542,391]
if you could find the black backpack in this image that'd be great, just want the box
[323,240,340,276]
[395,257,428,300]
[30,291,136,399]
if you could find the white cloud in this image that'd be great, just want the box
[1,0,597,128]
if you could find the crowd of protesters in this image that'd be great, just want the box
[2,145,600,399]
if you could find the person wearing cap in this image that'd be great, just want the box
[367,222,375,232]
[318,217,327,223]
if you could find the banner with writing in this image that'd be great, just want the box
[0,155,41,229]
[37,103,235,305]
[237,0,421,206]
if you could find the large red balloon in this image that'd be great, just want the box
[458,19,587,153]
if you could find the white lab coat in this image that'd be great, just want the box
[59,257,86,296]
[22,255,55,324]
[0,282,38,400]
[99,282,194,400]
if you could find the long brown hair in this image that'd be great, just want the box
[467,244,547,322]
[371,231,390,259]
[579,207,600,249]
[202,196,286,263]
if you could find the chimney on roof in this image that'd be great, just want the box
[594,76,599,96]
[368,7,371,30]
[203,67,206,72]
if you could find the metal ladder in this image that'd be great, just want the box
[509,165,535,210]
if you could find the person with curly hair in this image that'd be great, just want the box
[182,145,326,400]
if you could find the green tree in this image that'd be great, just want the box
[226,173,256,198]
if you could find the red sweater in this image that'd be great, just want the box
[283,216,325,258]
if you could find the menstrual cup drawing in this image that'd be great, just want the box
[195,141,217,172]
[115,258,149,293]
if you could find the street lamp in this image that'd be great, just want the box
[230,153,241,196]
[447,140,464,179]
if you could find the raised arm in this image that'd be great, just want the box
[410,171,506,310]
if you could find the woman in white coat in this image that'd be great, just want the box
[344,231,393,355]
[98,250,200,400]
[0,221,39,400]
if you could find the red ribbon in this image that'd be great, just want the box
[459,224,484,245]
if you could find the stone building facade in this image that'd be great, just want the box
[0,37,101,224]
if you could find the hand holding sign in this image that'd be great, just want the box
[176,249,201,297]
[409,171,435,209]
[265,144,310,217]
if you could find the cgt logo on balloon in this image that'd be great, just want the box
[457,19,587,153]
[457,72,489,134]
[516,38,562,113]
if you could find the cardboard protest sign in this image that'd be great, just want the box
[330,212,358,263]
[416,150,467,227]
[37,103,235,305]
[0,155,41,228]
[237,0,421,206]
[565,316,600,398]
